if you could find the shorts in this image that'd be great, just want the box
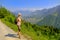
[17,22,21,31]
[17,22,21,26]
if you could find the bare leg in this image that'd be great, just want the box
[18,31,20,39]
[17,25,21,39]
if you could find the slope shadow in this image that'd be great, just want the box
[5,33,18,38]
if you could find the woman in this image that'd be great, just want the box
[16,13,21,38]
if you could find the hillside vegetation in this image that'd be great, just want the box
[0,7,60,40]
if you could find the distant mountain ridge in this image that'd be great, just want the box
[37,5,60,28]
[13,5,60,25]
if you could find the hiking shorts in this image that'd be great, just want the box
[17,22,21,31]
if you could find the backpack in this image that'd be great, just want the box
[15,18,17,24]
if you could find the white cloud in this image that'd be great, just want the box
[8,8,43,12]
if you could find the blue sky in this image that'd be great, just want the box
[1,0,60,11]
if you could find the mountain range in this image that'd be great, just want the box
[13,5,60,28]
[37,5,60,28]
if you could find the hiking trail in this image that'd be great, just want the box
[0,20,32,40]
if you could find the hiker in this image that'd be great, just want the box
[16,13,21,38]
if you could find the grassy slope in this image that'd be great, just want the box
[2,18,60,40]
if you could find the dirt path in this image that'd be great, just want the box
[0,20,31,40]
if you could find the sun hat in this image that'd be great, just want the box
[18,12,21,16]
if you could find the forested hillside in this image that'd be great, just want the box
[0,7,60,40]
[37,8,60,29]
